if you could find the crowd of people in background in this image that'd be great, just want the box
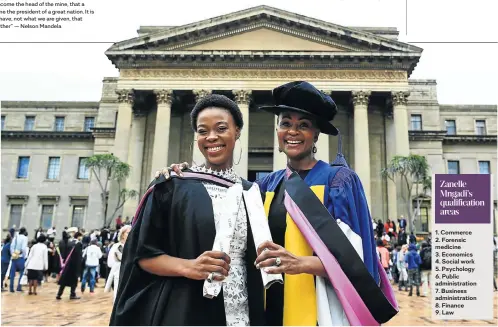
[0,215,132,300]
[2,214,497,302]
[374,216,432,297]
[374,216,498,296]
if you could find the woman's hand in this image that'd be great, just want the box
[154,162,190,179]
[183,251,231,281]
[254,241,304,275]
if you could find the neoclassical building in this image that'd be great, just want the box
[2,6,496,235]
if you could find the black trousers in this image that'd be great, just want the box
[1,263,9,289]
[57,284,77,297]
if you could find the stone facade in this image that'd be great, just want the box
[1,6,496,235]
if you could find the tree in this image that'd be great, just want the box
[381,154,432,233]
[85,154,139,226]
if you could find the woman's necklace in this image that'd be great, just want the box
[191,165,240,183]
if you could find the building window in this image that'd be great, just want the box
[1,116,5,130]
[54,117,65,131]
[77,157,90,179]
[475,120,486,135]
[40,205,54,230]
[9,204,23,228]
[419,207,429,232]
[16,157,30,179]
[247,170,272,182]
[24,116,35,131]
[478,161,490,174]
[448,160,460,174]
[445,120,456,135]
[84,117,95,132]
[72,205,85,228]
[47,157,61,180]
[410,114,422,131]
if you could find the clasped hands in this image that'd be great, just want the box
[185,241,304,282]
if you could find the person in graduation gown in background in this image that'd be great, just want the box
[159,81,398,326]
[110,94,282,326]
[56,228,83,300]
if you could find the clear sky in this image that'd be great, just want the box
[0,0,496,105]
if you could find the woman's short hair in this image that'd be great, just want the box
[118,225,131,242]
[190,94,244,132]
[37,234,47,243]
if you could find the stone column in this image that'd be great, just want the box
[385,112,398,221]
[123,107,147,218]
[109,89,134,221]
[233,90,251,179]
[392,91,411,156]
[352,90,372,206]
[392,91,411,222]
[191,89,211,166]
[273,116,287,171]
[150,90,173,180]
[315,134,330,162]
[113,90,134,161]
[315,90,331,162]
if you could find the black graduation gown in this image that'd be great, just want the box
[52,249,61,275]
[58,240,82,287]
[109,176,265,326]
[57,239,68,274]
[101,229,109,243]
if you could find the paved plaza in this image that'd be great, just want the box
[1,276,497,326]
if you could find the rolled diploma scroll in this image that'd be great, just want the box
[243,183,284,289]
[203,183,243,299]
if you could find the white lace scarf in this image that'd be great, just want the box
[192,166,283,298]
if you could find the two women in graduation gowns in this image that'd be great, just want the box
[158,81,399,326]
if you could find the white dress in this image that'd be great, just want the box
[192,166,250,326]
[105,243,123,302]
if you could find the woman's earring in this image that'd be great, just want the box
[312,143,317,154]
[234,139,242,165]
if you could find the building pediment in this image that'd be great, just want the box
[170,28,348,52]
[106,5,422,75]
[109,6,420,53]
